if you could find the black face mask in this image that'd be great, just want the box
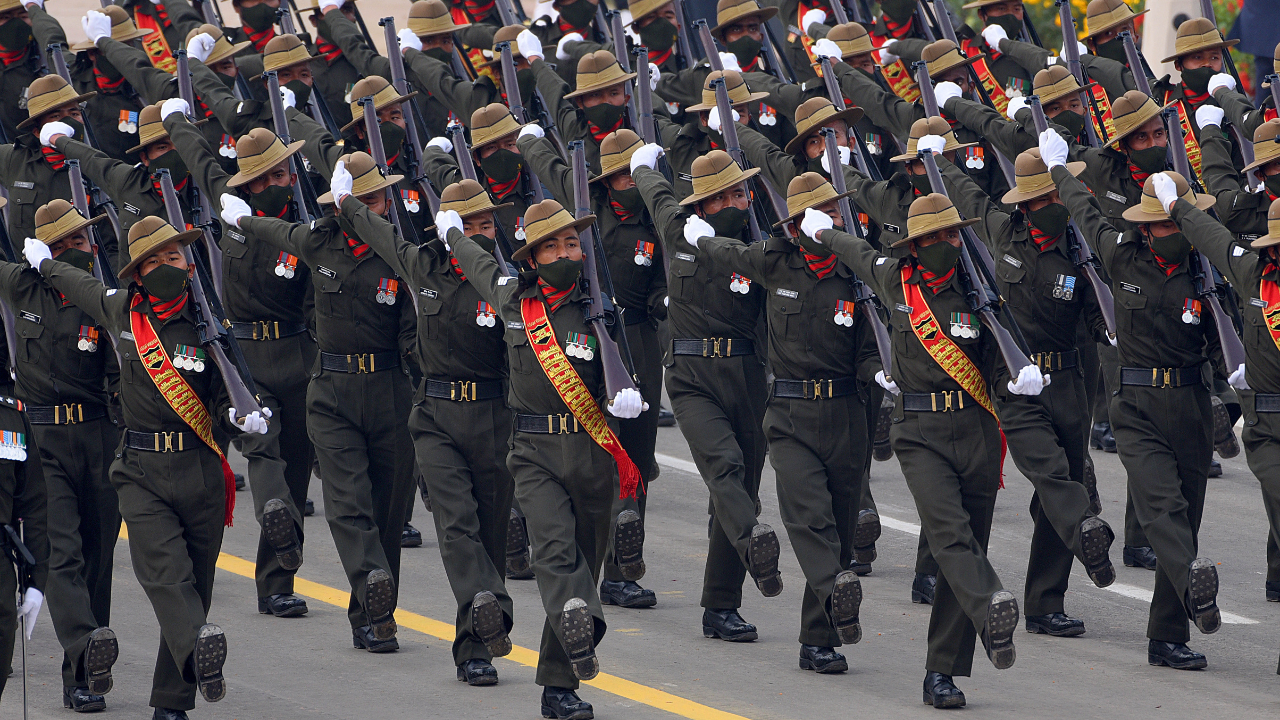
[558,0,596,29]
[796,227,832,257]
[480,148,523,183]
[424,46,452,64]
[1027,202,1070,239]
[536,257,582,290]
[704,205,749,238]
[1181,65,1215,95]
[638,17,679,53]
[379,120,406,157]
[609,186,645,216]
[517,68,537,106]
[880,0,916,24]
[1148,230,1192,265]
[1128,145,1167,174]
[806,154,829,178]
[469,233,496,253]
[240,2,277,33]
[218,71,238,91]
[984,13,1022,41]
[909,173,932,195]
[61,116,84,141]
[702,122,724,149]
[1052,108,1087,139]
[249,184,293,218]
[94,54,123,83]
[57,247,94,274]
[725,36,762,69]
[915,239,961,275]
[0,17,32,53]
[1094,36,1128,65]
[284,79,312,108]
[149,149,190,185]
[140,263,189,302]
[1265,174,1280,198]
[583,101,626,131]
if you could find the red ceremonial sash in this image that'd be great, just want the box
[520,296,641,499]
[900,266,997,418]
[881,59,921,103]
[1088,82,1117,140]
[1164,93,1204,183]
[133,10,177,73]
[1259,274,1280,357]
[960,43,1009,116]
[130,294,236,525]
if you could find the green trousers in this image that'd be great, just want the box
[0,555,15,699]
[408,395,514,665]
[1241,391,1280,583]
[36,418,121,689]
[307,368,415,630]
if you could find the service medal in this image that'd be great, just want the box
[378,278,399,305]
[634,240,654,266]
[834,299,856,327]
[1183,298,1202,325]
[476,301,496,327]
[731,273,752,294]
[218,134,237,158]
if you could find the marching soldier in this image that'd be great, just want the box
[666,70,773,201]
[0,390,47,702]
[0,0,44,141]
[398,18,528,131]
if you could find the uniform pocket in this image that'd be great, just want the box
[1114,290,1147,336]
[316,276,345,319]
[505,329,531,375]
[889,311,918,359]
[16,320,41,365]
[769,294,803,342]
[418,296,443,340]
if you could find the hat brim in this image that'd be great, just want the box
[510,215,598,261]
[71,28,151,52]
[1160,38,1239,64]
[709,5,779,37]
[340,90,421,133]
[316,173,405,204]
[1039,80,1100,107]
[456,200,513,221]
[1082,9,1148,40]
[117,228,201,279]
[40,213,106,246]
[207,39,254,66]
[686,89,772,113]
[1121,192,1216,223]
[889,140,979,163]
[1244,148,1280,173]
[564,71,639,100]
[896,216,980,246]
[1105,101,1175,149]
[1251,233,1280,249]
[678,166,761,205]
[783,107,867,155]
[225,138,307,188]
[591,161,632,183]
[928,53,983,81]
[477,44,557,67]
[415,22,471,37]
[17,91,98,129]
[250,55,316,81]
[773,189,857,227]
[1000,161,1086,204]
[471,122,530,150]
[125,118,208,154]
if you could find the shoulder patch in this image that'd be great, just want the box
[498,275,516,285]
[0,396,22,411]
[106,288,119,296]
[1232,245,1246,256]
[876,257,889,265]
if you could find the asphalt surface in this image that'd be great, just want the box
[1,415,1278,719]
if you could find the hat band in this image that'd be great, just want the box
[691,163,748,197]
[579,67,627,90]
[473,117,522,146]
[1174,33,1225,56]
[1014,172,1053,196]
[525,209,577,244]
[908,207,964,236]
[28,88,82,117]
[1088,7,1134,32]
[36,210,86,242]
[786,188,839,217]
[700,84,753,107]
[265,47,312,72]
[1038,78,1081,100]
[351,168,390,195]
[441,194,494,215]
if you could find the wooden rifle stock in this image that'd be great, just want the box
[710,78,772,244]
[1056,0,1105,147]
[265,71,314,224]
[446,124,514,275]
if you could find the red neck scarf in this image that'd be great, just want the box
[1182,84,1210,109]
[93,68,127,92]
[41,146,66,171]
[149,291,187,321]
[450,255,467,280]
[881,14,915,39]
[346,236,371,258]
[150,175,189,196]
[1151,251,1181,275]
[805,251,837,279]
[919,264,955,293]
[538,278,574,312]
[609,198,634,222]
[254,205,289,219]
[558,17,591,35]
[1028,224,1059,252]
[486,173,519,200]
[247,25,275,54]
[463,0,496,21]
[315,35,342,64]
[1129,162,1152,188]
[649,46,673,68]
[589,113,625,143]
[741,54,759,72]
[962,35,999,61]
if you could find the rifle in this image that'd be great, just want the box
[1118,30,1157,90]
[1026,95,1117,337]
[760,18,796,83]
[631,45,671,279]
[710,77,772,244]
[817,55,879,179]
[360,95,422,246]
[191,0,224,27]
[1162,107,1249,371]
[64,160,118,290]
[497,41,566,161]
[446,123,516,274]
[609,11,641,131]
[1056,0,1105,147]
[380,17,447,226]
[154,169,266,421]
[569,140,638,398]
[1193,0,1256,173]
[671,0,697,69]
[917,149,1033,373]
[5,523,33,720]
[264,70,322,223]
[174,50,227,297]
[915,0,937,41]
[913,57,1016,202]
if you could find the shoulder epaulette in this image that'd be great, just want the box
[0,396,24,411]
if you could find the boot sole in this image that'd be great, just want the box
[456,662,499,686]
[613,510,646,582]
[353,634,400,653]
[1189,558,1221,634]
[365,569,398,640]
[84,627,118,696]
[262,498,303,571]
[984,591,1019,670]
[923,690,966,708]
[1211,396,1241,459]
[472,591,512,657]
[799,655,848,674]
[748,524,783,597]
[831,571,863,645]
[561,598,598,680]
[1149,652,1207,670]
[541,703,595,720]
[506,509,531,575]
[64,693,106,712]
[1080,517,1116,588]
[194,624,227,703]
[1083,456,1102,516]
[853,510,881,565]
[1026,619,1086,637]
[257,596,309,617]
[702,625,758,642]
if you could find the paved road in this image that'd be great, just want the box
[1,417,1277,719]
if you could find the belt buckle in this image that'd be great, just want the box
[943,392,953,412]
[254,321,269,340]
[453,381,474,401]
[61,403,80,424]
[705,338,724,358]
[806,380,831,400]
[351,354,371,373]
[1162,368,1173,388]
[157,431,176,452]
[556,413,572,434]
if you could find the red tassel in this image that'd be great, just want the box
[618,456,642,500]
[998,428,1007,490]
[219,457,236,526]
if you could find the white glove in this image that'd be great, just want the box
[187,31,216,62]
[231,408,269,434]
[1195,103,1224,129]
[1151,171,1178,212]
[812,38,843,61]
[648,64,661,92]
[707,105,740,132]
[1007,363,1050,396]
[518,123,544,140]
[1228,363,1248,390]
[917,134,946,155]
[82,11,112,45]
[398,27,422,53]
[608,387,648,418]
[160,97,190,120]
[1107,332,1117,347]
[629,142,664,172]
[330,160,354,204]
[556,32,582,61]
[24,0,42,9]
[220,194,251,228]
[39,121,73,147]
[683,214,714,247]
[435,209,463,243]
[533,0,558,23]
[517,29,543,62]
[1005,95,1029,119]
[319,0,341,13]
[718,51,742,73]
[879,40,899,66]
[820,144,851,173]
[18,588,42,640]
[802,8,826,34]
[981,23,1008,50]
[874,369,898,394]
[1038,128,1069,169]
[1207,72,1236,97]
[800,206,833,240]
[279,84,296,108]
[426,136,453,154]
[23,237,51,271]
[1077,41,1088,57]
[934,81,963,108]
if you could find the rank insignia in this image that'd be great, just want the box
[634,240,654,266]
[964,146,985,170]
[401,189,420,213]
[950,312,979,338]
[77,325,98,353]
[118,109,138,134]
[758,102,777,126]
[377,278,399,305]
[833,299,856,327]
[865,132,882,155]
[0,430,26,461]
[565,331,596,360]
[1183,298,1202,325]
[1053,274,1076,300]
[218,133,236,158]
[729,273,752,294]
[173,344,206,372]
[476,300,497,327]
[274,252,298,279]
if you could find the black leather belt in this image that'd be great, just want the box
[773,377,857,399]
[1030,348,1077,373]
[623,306,649,326]
[672,337,755,357]
[423,378,504,402]
[319,351,400,373]
[231,321,307,341]
[27,403,107,425]
[1119,366,1200,388]
[515,413,582,434]
[1256,394,1280,413]
[902,391,980,412]
[125,430,192,452]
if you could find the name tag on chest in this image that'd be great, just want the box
[776,288,799,299]
[1105,191,1126,203]
[317,266,338,279]
[19,311,38,324]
